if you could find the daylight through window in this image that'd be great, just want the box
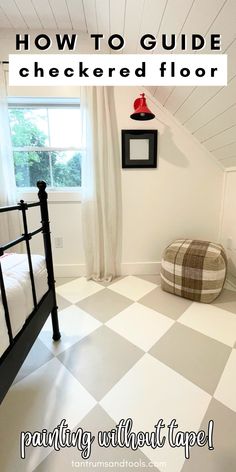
[8,100,82,188]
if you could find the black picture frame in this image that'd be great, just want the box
[122,129,158,168]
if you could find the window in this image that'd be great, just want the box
[8,98,82,189]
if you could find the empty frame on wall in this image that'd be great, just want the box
[122,130,158,168]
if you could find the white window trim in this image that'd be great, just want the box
[18,188,82,203]
[13,146,82,152]
[8,97,80,107]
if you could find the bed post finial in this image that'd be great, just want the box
[37,180,47,200]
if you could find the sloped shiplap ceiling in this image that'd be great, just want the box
[0,0,235,168]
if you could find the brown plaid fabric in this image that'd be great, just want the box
[161,239,227,303]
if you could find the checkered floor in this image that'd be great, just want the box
[0,275,236,471]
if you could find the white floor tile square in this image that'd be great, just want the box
[106,303,174,352]
[214,349,236,412]
[56,277,104,303]
[40,305,101,354]
[178,302,236,347]
[100,354,211,472]
[0,358,96,472]
[108,276,157,301]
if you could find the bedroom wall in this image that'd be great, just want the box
[17,86,224,277]
[115,87,224,274]
[19,198,85,277]
[220,170,236,286]
[2,31,224,276]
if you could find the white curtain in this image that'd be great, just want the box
[0,64,20,246]
[81,87,122,282]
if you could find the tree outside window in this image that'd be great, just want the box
[9,105,82,188]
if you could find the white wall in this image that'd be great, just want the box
[19,197,85,277]
[2,29,224,276]
[19,86,224,277]
[220,170,236,285]
[10,85,224,277]
[115,87,224,273]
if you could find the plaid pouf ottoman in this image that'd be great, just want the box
[161,239,227,303]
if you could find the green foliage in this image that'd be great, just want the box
[9,108,81,188]
[53,153,81,187]
[10,109,46,147]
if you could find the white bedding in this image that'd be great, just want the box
[0,254,48,357]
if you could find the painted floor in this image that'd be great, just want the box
[0,275,236,471]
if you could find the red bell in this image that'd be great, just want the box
[130,93,155,121]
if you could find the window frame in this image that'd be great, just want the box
[8,97,82,199]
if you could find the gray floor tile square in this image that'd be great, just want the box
[136,274,161,285]
[181,398,236,471]
[35,405,161,471]
[56,293,71,311]
[77,288,133,322]
[149,323,231,394]
[58,326,143,401]
[1,359,96,471]
[14,338,54,384]
[139,286,193,320]
[212,289,236,315]
[56,277,78,287]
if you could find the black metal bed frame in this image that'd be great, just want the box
[0,181,61,404]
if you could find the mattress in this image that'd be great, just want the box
[0,253,48,357]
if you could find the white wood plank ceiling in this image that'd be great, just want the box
[0,0,235,168]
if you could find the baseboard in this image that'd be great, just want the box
[54,264,235,289]
[120,261,161,275]
[54,264,86,277]
[225,277,236,292]
[54,261,161,278]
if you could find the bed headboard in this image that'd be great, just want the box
[0,181,55,344]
